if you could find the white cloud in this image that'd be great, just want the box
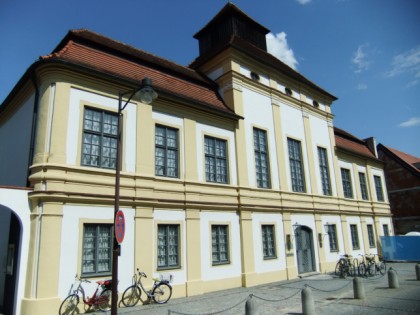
[385,46,420,87]
[356,83,368,90]
[398,117,420,127]
[352,44,370,73]
[295,0,311,4]
[266,32,299,70]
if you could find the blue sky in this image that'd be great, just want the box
[1,0,419,156]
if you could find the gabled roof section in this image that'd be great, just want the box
[334,127,378,160]
[190,35,337,102]
[377,144,420,176]
[37,29,239,119]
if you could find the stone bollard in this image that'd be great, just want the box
[245,295,259,315]
[353,277,365,299]
[302,286,315,315]
[388,267,399,289]
[416,264,420,281]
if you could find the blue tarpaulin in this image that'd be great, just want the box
[381,236,420,261]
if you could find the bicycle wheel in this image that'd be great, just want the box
[358,263,367,277]
[122,285,141,307]
[97,289,112,311]
[152,283,172,304]
[59,294,79,315]
[335,259,343,276]
[340,263,349,278]
[348,263,356,277]
[379,261,387,275]
[367,262,375,276]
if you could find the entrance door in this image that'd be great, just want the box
[0,209,20,315]
[295,226,316,274]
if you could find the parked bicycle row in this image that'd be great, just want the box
[59,268,173,315]
[335,253,387,278]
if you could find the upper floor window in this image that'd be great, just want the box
[350,224,360,250]
[317,147,332,195]
[327,224,338,252]
[205,136,228,184]
[341,168,353,198]
[82,224,112,276]
[367,224,376,248]
[254,128,270,188]
[212,225,229,265]
[82,108,118,169]
[359,172,369,200]
[157,224,180,269]
[288,138,306,192]
[155,125,179,178]
[261,225,276,259]
[374,175,385,202]
[383,224,390,236]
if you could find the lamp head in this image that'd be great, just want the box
[138,77,158,104]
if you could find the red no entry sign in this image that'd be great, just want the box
[115,210,125,244]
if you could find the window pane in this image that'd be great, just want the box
[318,147,331,195]
[254,129,270,188]
[82,224,112,275]
[374,175,384,201]
[82,108,117,169]
[288,138,305,192]
[205,136,228,184]
[155,126,179,178]
[212,225,229,264]
[341,168,353,198]
[157,224,179,269]
[359,173,369,200]
[328,224,338,252]
[262,225,276,258]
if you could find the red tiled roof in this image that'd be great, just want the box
[40,29,238,119]
[334,127,377,160]
[387,146,420,166]
[378,144,420,174]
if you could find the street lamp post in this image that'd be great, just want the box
[112,78,157,315]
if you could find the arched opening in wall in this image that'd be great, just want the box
[295,225,316,274]
[0,206,22,315]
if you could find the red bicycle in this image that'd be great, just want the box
[59,274,112,314]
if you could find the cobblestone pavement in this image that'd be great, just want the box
[93,262,420,315]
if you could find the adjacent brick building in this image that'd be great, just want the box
[377,144,420,234]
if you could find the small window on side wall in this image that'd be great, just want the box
[285,87,293,96]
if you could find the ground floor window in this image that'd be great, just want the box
[350,224,360,249]
[157,224,180,269]
[367,224,376,247]
[82,224,112,276]
[327,224,338,252]
[261,225,276,259]
[212,225,229,265]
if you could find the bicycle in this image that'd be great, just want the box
[59,274,112,315]
[358,254,369,277]
[334,254,356,278]
[366,254,387,276]
[121,268,173,307]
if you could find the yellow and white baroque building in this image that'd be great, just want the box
[0,4,392,315]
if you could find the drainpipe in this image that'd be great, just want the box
[27,73,40,187]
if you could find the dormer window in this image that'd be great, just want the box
[313,100,319,108]
[285,87,293,96]
[250,72,260,81]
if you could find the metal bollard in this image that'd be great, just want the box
[353,277,365,299]
[245,295,259,315]
[302,286,315,315]
[416,264,420,281]
[388,267,399,289]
